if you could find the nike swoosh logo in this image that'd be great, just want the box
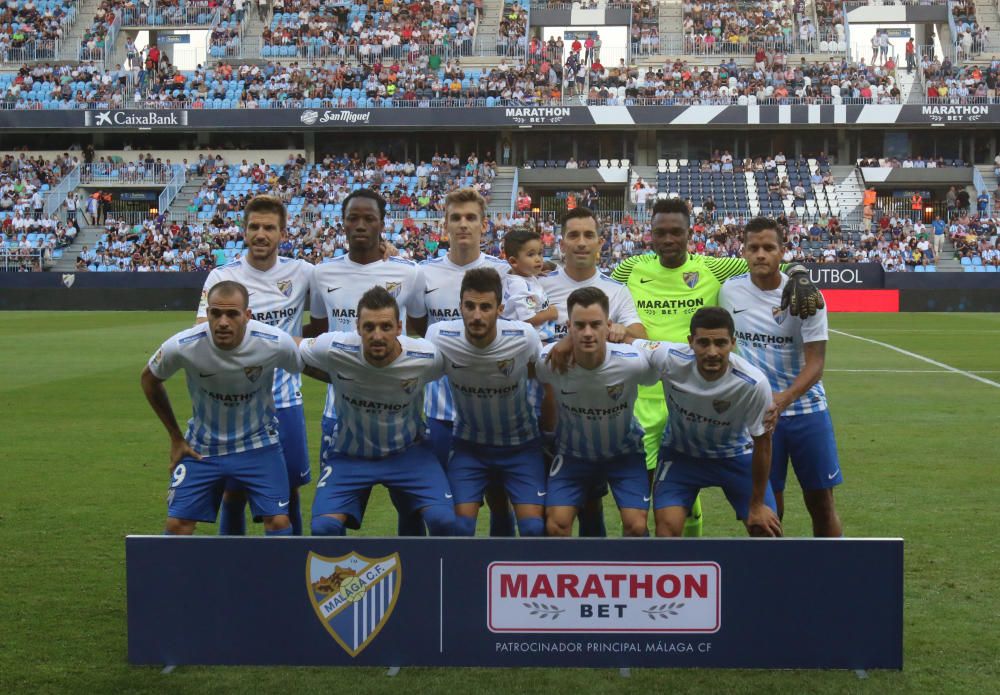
[451,363,468,369]
[445,493,453,499]
[828,470,840,480]
[326,287,341,293]
[536,491,547,497]
[642,495,651,502]
[299,471,309,478]
[336,372,354,381]
[199,373,216,378]
[639,278,654,284]
[278,500,289,508]
[560,389,577,395]
[733,308,747,314]
[424,288,439,294]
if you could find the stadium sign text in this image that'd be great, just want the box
[85,110,188,127]
[299,109,373,125]
[920,105,990,122]
[488,562,721,633]
[505,107,572,124]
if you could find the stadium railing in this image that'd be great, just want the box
[648,35,823,57]
[80,163,180,185]
[158,166,188,217]
[79,9,122,65]
[0,39,60,64]
[44,165,81,218]
[946,4,960,62]
[258,40,479,61]
[122,4,220,27]
[0,248,43,271]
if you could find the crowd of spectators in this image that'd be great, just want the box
[952,0,991,59]
[1,61,129,108]
[682,0,800,54]
[857,156,969,168]
[496,2,527,56]
[261,0,479,60]
[0,0,73,61]
[922,58,999,102]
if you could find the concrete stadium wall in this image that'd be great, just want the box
[2,271,999,311]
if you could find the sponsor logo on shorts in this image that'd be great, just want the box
[307,551,402,657]
[488,562,721,633]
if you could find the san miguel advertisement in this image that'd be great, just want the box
[127,537,902,669]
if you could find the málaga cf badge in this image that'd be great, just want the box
[306,551,402,657]
[277,279,293,297]
[683,272,699,289]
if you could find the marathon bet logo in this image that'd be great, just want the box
[921,105,989,122]
[505,107,571,124]
[488,562,721,633]
[306,551,401,657]
[86,110,188,127]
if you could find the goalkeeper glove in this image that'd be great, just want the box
[781,264,825,317]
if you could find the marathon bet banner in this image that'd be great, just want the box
[127,537,902,669]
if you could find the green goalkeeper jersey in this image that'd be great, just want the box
[612,253,751,400]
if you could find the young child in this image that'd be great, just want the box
[501,229,558,342]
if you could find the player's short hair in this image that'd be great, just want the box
[560,206,598,229]
[243,194,287,231]
[343,187,387,221]
[356,285,399,321]
[567,286,609,319]
[444,188,487,220]
[743,216,785,243]
[689,306,735,337]
[207,280,249,309]
[460,267,503,304]
[650,197,691,226]
[503,228,541,259]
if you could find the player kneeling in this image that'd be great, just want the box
[426,268,546,537]
[140,281,303,536]
[536,287,658,537]
[634,308,782,538]
[300,287,455,537]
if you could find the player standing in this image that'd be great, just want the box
[142,281,303,535]
[306,189,428,535]
[426,267,547,537]
[419,188,515,536]
[300,287,455,537]
[719,217,843,536]
[613,198,824,536]
[536,287,657,537]
[633,307,782,538]
[196,195,313,536]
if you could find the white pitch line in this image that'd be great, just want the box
[830,329,1000,389]
[826,369,1000,374]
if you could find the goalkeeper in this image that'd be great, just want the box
[612,198,823,536]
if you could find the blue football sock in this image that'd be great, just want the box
[266,526,293,536]
[578,509,607,537]
[311,515,346,536]
[422,505,456,536]
[287,493,303,536]
[397,510,427,536]
[163,529,176,535]
[489,508,517,537]
[517,516,545,537]
[454,515,478,536]
[218,498,247,536]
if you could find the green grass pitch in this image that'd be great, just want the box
[1,311,999,694]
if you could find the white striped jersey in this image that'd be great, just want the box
[298,332,444,459]
[147,321,304,457]
[419,252,510,422]
[718,273,828,416]
[634,340,772,459]
[310,256,427,420]
[502,274,556,342]
[426,318,542,447]
[196,257,312,409]
[534,343,659,460]
[540,268,641,339]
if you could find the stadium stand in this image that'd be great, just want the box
[922,59,999,102]
[0,0,76,63]
[681,0,798,54]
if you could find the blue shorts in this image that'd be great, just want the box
[319,415,338,464]
[225,406,310,491]
[770,410,842,492]
[426,418,453,467]
[449,438,545,506]
[313,442,453,529]
[168,444,290,522]
[654,447,777,520]
[546,451,649,511]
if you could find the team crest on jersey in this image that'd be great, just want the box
[384,281,402,298]
[61,273,75,288]
[244,366,263,382]
[399,377,419,394]
[683,272,699,289]
[712,399,731,413]
[277,279,293,297]
[306,551,402,658]
[771,306,786,325]
[606,383,625,401]
[497,359,515,376]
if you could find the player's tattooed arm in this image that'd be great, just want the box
[140,366,201,471]
[780,265,825,317]
[302,365,333,384]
